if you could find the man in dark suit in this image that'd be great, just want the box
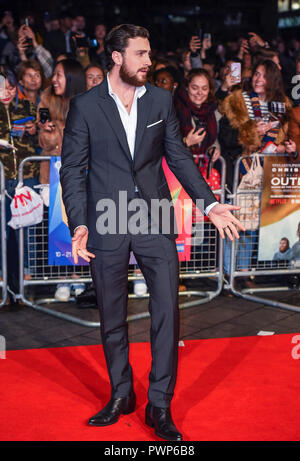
[43,12,76,59]
[60,24,244,441]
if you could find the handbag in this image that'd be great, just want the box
[8,184,44,229]
[236,153,263,231]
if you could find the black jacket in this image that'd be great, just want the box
[60,79,217,250]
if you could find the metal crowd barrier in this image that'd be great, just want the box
[17,155,226,326]
[0,160,7,307]
[228,153,300,313]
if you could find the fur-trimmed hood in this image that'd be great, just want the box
[221,89,291,154]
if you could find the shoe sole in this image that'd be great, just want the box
[145,416,183,441]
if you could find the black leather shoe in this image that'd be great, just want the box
[145,403,182,441]
[88,392,136,426]
[76,284,97,309]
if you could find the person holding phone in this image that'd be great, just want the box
[219,59,296,287]
[174,68,221,166]
[0,68,39,284]
[38,58,87,302]
[216,60,241,101]
[16,24,54,78]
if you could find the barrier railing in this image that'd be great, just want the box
[17,155,226,326]
[0,160,7,307]
[228,153,300,313]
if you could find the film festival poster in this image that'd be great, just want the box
[48,157,193,266]
[258,156,300,264]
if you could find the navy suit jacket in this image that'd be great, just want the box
[60,79,217,250]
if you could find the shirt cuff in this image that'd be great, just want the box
[74,225,88,233]
[204,201,219,216]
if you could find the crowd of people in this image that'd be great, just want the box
[1,8,300,297]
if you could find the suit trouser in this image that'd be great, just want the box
[89,232,179,408]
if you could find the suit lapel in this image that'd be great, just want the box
[134,87,152,159]
[97,80,132,162]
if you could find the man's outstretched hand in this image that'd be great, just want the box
[72,226,96,264]
[207,203,246,240]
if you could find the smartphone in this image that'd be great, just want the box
[198,29,203,41]
[231,62,241,84]
[193,118,206,134]
[203,32,211,45]
[39,108,51,124]
[25,17,29,26]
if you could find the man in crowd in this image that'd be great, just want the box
[43,11,76,59]
[16,59,44,107]
[60,23,244,441]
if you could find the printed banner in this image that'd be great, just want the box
[258,156,300,263]
[48,157,88,266]
[48,157,193,265]
[162,157,193,261]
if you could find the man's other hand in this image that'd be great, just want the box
[72,226,96,264]
[208,203,246,241]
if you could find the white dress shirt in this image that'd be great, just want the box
[107,74,146,159]
[107,75,217,214]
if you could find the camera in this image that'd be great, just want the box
[76,37,98,48]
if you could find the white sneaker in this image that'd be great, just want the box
[133,279,147,296]
[72,283,86,297]
[55,284,71,302]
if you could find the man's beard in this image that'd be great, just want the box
[119,61,148,87]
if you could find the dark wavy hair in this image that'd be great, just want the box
[104,24,149,71]
[52,58,86,100]
[252,59,286,103]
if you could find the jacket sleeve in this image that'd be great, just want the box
[163,92,217,212]
[60,97,90,236]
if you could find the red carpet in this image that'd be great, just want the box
[1,334,300,441]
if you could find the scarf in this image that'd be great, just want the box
[242,91,281,151]
[174,86,218,166]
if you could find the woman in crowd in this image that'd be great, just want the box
[154,65,181,95]
[38,58,86,301]
[85,63,104,90]
[174,68,221,168]
[219,59,296,287]
[174,68,221,274]
[0,68,39,283]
